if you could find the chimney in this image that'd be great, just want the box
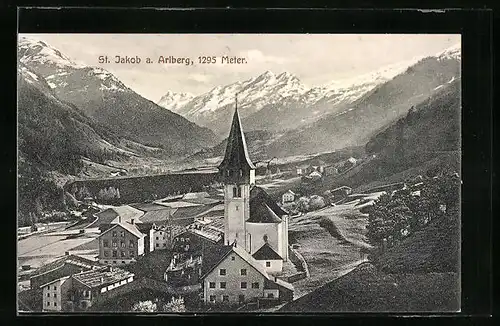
[65,251,70,256]
[100,277,104,283]
[131,219,135,225]
[118,216,122,223]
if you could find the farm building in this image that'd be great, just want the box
[30,254,99,290]
[41,266,135,311]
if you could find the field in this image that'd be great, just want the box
[288,196,380,298]
[18,232,96,269]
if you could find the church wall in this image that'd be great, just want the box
[257,259,283,275]
[246,222,280,257]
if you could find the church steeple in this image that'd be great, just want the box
[218,96,255,184]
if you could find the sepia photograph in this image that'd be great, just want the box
[17,33,461,313]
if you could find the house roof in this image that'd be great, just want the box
[100,222,145,239]
[95,205,144,226]
[218,106,256,171]
[31,255,97,278]
[200,245,234,278]
[284,190,295,195]
[247,203,282,223]
[170,205,215,220]
[130,202,171,212]
[138,208,173,224]
[39,276,71,289]
[72,266,134,289]
[185,217,224,243]
[182,192,210,200]
[252,243,283,260]
[249,186,288,223]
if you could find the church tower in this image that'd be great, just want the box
[218,98,255,251]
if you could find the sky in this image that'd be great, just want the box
[21,34,460,102]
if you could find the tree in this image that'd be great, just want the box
[162,297,186,312]
[309,195,326,210]
[132,300,157,312]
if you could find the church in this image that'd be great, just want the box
[218,101,289,269]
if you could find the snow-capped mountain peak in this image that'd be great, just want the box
[157,91,195,112]
[437,43,461,61]
[18,36,85,69]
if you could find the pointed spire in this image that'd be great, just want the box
[218,94,255,173]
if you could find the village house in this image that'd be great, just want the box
[295,164,312,176]
[330,186,353,200]
[98,219,149,265]
[281,190,296,205]
[152,224,185,250]
[41,266,134,311]
[200,244,293,306]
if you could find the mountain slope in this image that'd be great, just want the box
[157,91,194,112]
[264,51,460,157]
[18,37,218,156]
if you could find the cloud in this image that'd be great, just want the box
[239,49,295,65]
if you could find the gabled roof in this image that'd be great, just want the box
[247,203,282,223]
[252,243,283,261]
[284,190,295,195]
[200,244,294,292]
[218,106,256,171]
[31,255,97,278]
[72,266,134,289]
[248,186,288,223]
[95,205,144,225]
[99,222,145,239]
[39,276,71,289]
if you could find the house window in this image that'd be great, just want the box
[219,269,226,276]
[209,295,216,302]
[238,294,245,303]
[220,282,226,289]
[163,243,166,247]
[267,293,275,298]
[112,251,117,258]
[104,251,109,257]
[122,261,125,264]
[222,295,229,302]
[120,231,125,237]
[112,241,117,247]
[112,231,117,237]
[113,261,117,264]
[53,293,57,298]
[209,282,216,289]
[129,251,134,257]
[129,240,134,248]
[54,286,57,290]
[156,237,159,240]
[231,256,235,261]
[266,261,271,267]
[233,187,237,198]
[237,187,242,197]
[47,301,50,306]
[103,240,109,247]
[54,302,57,307]
[240,269,247,276]
[240,282,247,289]
[235,205,239,211]
[47,293,50,297]
[251,282,259,289]
[156,243,159,247]
[121,241,125,248]
[121,251,125,257]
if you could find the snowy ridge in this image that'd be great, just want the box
[436,43,461,61]
[18,37,85,69]
[157,91,195,112]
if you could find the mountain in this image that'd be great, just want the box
[264,46,461,157]
[18,37,218,156]
[173,71,310,135]
[17,64,133,225]
[167,56,428,136]
[157,91,194,112]
[319,76,461,193]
